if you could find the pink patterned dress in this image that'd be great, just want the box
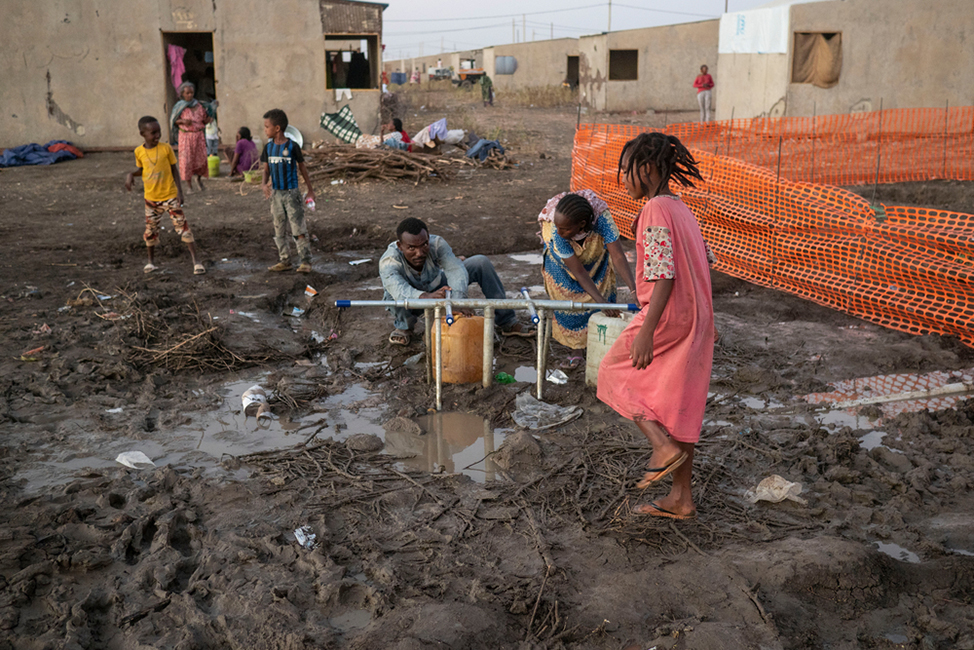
[596,195,714,444]
[177,104,208,181]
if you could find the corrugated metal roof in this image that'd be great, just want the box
[320,0,384,34]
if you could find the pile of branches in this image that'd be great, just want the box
[305,145,457,184]
[110,291,270,372]
[305,143,518,184]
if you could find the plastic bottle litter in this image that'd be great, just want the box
[494,372,516,384]
[745,475,807,505]
[241,385,267,416]
[115,451,156,469]
[304,195,316,211]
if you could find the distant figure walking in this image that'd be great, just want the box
[693,65,714,122]
[480,74,494,107]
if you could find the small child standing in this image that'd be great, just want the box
[205,116,220,157]
[260,109,316,274]
[597,132,713,521]
[125,116,204,275]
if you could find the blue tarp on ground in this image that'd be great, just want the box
[0,141,80,168]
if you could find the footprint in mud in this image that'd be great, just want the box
[112,515,157,566]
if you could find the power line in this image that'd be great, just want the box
[384,22,512,37]
[612,3,716,19]
[384,3,606,23]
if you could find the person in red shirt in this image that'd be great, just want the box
[693,65,714,122]
[381,118,413,152]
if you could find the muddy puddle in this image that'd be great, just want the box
[14,369,511,492]
[391,412,510,482]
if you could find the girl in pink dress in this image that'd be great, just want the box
[597,132,714,520]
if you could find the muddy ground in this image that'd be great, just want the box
[1,93,974,650]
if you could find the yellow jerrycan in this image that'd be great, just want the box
[431,314,484,384]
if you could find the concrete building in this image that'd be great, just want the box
[384,50,483,81]
[578,21,719,113]
[482,39,580,93]
[1,0,386,149]
[715,0,974,120]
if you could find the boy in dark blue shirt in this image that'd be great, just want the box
[260,109,316,273]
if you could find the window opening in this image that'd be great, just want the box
[792,32,842,88]
[326,35,380,89]
[609,50,638,81]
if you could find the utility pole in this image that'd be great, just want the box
[551,22,554,39]
[512,18,515,43]
[532,29,535,41]
[523,14,526,43]
[725,0,729,12]
[608,0,612,31]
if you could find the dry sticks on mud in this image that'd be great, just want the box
[304,144,516,185]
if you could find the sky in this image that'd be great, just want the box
[381,0,772,61]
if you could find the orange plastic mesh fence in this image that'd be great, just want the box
[663,106,974,186]
[571,118,974,346]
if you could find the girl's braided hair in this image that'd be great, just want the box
[554,193,595,231]
[617,132,703,236]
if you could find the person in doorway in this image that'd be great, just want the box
[693,64,714,122]
[597,132,714,521]
[170,81,215,191]
[380,217,535,346]
[538,190,637,349]
[124,116,204,275]
[227,126,259,176]
[261,109,316,274]
[480,74,494,107]
[205,115,220,157]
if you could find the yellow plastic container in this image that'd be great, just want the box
[585,311,634,388]
[207,155,221,178]
[431,315,484,384]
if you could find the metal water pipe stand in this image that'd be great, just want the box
[336,297,638,410]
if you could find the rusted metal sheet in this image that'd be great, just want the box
[319,0,383,34]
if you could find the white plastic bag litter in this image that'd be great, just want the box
[545,369,569,385]
[511,392,583,430]
[444,129,465,145]
[745,475,807,505]
[294,525,319,550]
[115,451,156,469]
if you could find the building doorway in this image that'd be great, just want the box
[162,32,216,141]
[566,55,579,89]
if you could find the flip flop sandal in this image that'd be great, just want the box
[502,323,537,338]
[193,263,206,275]
[634,501,696,520]
[389,330,410,346]
[143,263,158,274]
[636,451,689,489]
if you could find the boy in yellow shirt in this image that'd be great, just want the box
[125,115,204,274]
